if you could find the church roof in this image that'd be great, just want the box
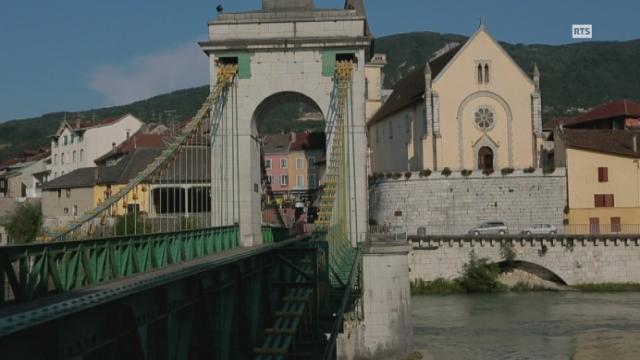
[368,45,461,126]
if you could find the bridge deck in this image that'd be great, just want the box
[0,237,304,338]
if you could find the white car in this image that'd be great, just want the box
[521,224,557,235]
[468,221,508,236]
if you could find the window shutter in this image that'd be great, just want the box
[605,194,615,207]
[598,167,608,182]
[611,217,621,233]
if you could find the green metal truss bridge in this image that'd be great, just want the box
[0,62,362,360]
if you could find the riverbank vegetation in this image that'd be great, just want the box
[574,283,640,292]
[411,250,640,295]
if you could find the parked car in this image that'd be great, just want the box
[521,224,557,235]
[468,221,508,236]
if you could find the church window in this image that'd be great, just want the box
[477,64,483,84]
[474,107,495,130]
[484,64,490,83]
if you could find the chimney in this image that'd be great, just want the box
[633,134,638,153]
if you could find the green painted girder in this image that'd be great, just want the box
[0,226,247,306]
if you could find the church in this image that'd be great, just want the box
[368,25,544,173]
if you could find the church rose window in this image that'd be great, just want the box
[474,107,495,130]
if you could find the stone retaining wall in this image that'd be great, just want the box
[369,169,567,236]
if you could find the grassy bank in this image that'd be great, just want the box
[574,283,640,292]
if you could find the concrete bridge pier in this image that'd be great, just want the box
[338,238,413,359]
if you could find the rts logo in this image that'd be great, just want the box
[572,24,593,39]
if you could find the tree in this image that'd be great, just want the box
[4,202,43,244]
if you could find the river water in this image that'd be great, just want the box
[413,292,640,360]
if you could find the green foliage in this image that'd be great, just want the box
[458,250,507,293]
[524,166,536,174]
[501,167,514,176]
[500,242,517,262]
[574,283,640,292]
[461,169,472,177]
[441,167,452,177]
[115,213,151,236]
[3,32,640,161]
[392,172,403,179]
[543,166,556,174]
[411,278,464,295]
[3,202,42,244]
[404,171,412,179]
[419,169,432,177]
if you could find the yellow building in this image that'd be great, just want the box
[369,25,543,173]
[557,129,640,234]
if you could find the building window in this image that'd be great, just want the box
[80,149,84,162]
[280,175,288,186]
[297,175,304,187]
[64,135,68,146]
[64,208,69,215]
[280,159,288,169]
[484,64,490,83]
[266,176,272,185]
[73,205,78,216]
[594,194,614,208]
[57,189,62,198]
[598,167,608,182]
[264,159,272,169]
[296,158,304,170]
[308,156,316,169]
[54,154,57,165]
[66,189,71,198]
[70,135,74,144]
[61,153,65,165]
[611,217,621,233]
[73,151,76,163]
[477,64,483,84]
[474,107,495,130]
[309,174,317,189]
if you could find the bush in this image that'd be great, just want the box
[392,172,403,179]
[411,278,464,295]
[500,242,517,263]
[441,167,452,177]
[563,205,570,215]
[461,169,472,177]
[458,250,507,293]
[524,166,536,173]
[419,169,432,178]
[385,172,393,179]
[3,202,42,244]
[501,167,514,176]
[543,166,556,174]
[404,171,412,179]
[115,213,151,236]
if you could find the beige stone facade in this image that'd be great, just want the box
[369,26,543,173]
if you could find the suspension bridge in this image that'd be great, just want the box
[0,2,413,359]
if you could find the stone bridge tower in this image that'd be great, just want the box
[201,0,372,246]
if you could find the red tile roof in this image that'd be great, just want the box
[561,129,640,158]
[93,132,166,164]
[563,100,640,127]
[290,132,325,152]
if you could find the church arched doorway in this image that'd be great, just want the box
[478,146,494,172]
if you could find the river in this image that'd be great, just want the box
[413,292,640,360]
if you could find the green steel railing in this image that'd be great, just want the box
[0,226,239,305]
[262,226,292,245]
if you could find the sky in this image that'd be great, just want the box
[1,0,639,121]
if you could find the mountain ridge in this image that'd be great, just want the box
[1,31,639,160]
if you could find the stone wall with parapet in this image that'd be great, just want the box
[369,168,567,236]
[408,236,640,286]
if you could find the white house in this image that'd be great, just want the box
[49,114,143,180]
